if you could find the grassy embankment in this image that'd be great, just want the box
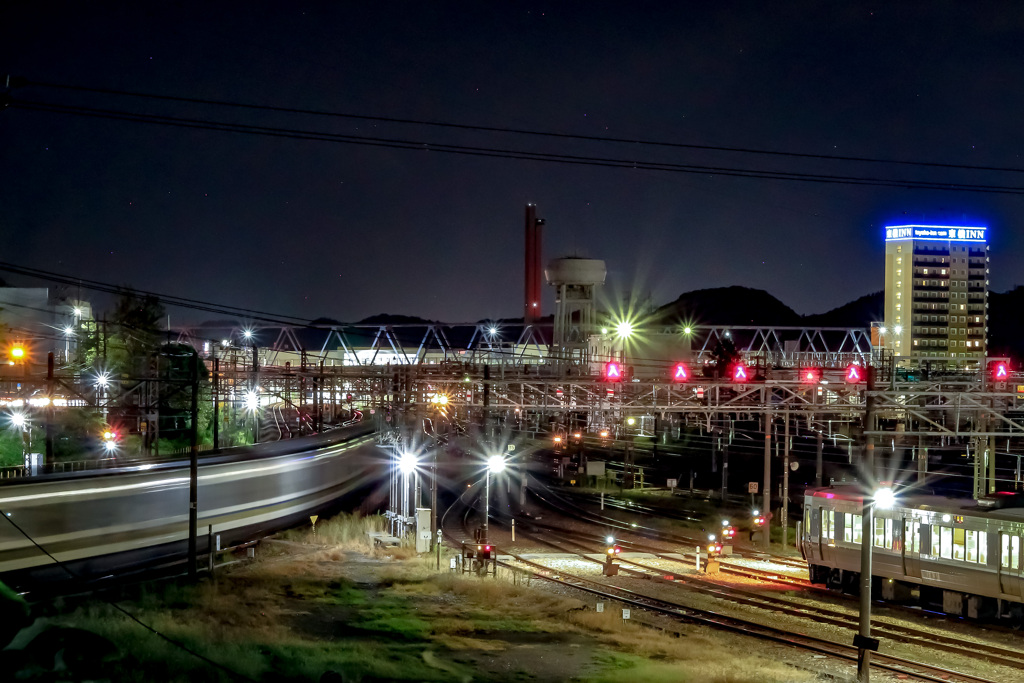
[46,514,813,682]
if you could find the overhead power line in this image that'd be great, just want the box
[10,98,1024,194]
[18,77,1024,175]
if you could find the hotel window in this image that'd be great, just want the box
[923,268,929,274]
[941,269,947,275]
[896,304,902,311]
[897,246,902,252]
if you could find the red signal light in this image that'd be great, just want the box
[993,362,1009,380]
[484,545,491,552]
[845,364,864,383]
[672,362,689,382]
[604,361,622,380]
[801,368,821,384]
[732,364,748,382]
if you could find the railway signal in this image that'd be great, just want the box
[604,361,622,380]
[992,361,1009,381]
[101,429,119,453]
[604,537,622,576]
[672,362,689,382]
[845,364,864,383]
[731,363,749,382]
[801,367,822,384]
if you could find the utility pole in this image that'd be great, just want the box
[782,411,790,549]
[45,352,54,465]
[762,406,772,552]
[815,430,824,487]
[188,351,200,579]
[212,356,220,452]
[857,366,877,682]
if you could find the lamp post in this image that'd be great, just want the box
[483,455,506,541]
[857,365,879,682]
[857,487,894,682]
[398,451,417,537]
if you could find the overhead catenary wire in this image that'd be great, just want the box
[18,77,1024,176]
[10,98,1024,195]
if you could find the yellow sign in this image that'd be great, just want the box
[309,515,319,526]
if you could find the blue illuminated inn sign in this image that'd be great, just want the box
[882,222,989,368]
[885,224,986,242]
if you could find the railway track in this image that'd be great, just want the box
[442,491,1005,683]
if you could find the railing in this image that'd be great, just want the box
[0,443,220,481]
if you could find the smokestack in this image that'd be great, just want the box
[524,204,544,322]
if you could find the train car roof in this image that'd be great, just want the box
[804,485,1024,521]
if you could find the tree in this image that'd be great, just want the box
[710,337,741,379]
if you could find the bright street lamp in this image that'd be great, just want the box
[398,451,418,475]
[483,455,507,541]
[244,390,260,412]
[615,321,633,338]
[9,412,26,428]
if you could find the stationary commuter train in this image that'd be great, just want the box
[0,421,376,588]
[801,485,1024,625]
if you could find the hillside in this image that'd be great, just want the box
[653,286,802,326]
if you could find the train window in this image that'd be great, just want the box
[821,509,835,545]
[966,530,987,563]
[843,513,862,543]
[885,518,895,550]
[805,511,811,535]
[873,517,885,548]
[1002,535,1020,570]
[940,526,953,559]
[953,528,966,560]
[905,520,920,553]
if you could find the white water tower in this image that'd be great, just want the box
[545,257,606,360]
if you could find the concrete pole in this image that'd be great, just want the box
[782,412,790,549]
[815,430,824,487]
[762,407,772,552]
[483,470,491,542]
[857,366,877,682]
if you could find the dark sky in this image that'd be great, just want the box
[3,3,1024,324]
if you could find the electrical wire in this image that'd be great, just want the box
[19,78,1024,176]
[0,508,255,682]
[10,98,1024,195]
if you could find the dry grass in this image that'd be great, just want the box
[49,512,818,682]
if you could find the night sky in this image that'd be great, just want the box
[4,3,1024,324]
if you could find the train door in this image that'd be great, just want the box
[818,507,835,563]
[804,502,819,563]
[999,533,1021,598]
[902,518,921,579]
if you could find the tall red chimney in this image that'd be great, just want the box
[524,204,544,322]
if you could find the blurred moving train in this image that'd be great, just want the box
[801,485,1024,625]
[0,420,376,588]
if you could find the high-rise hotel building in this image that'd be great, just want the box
[883,224,989,365]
